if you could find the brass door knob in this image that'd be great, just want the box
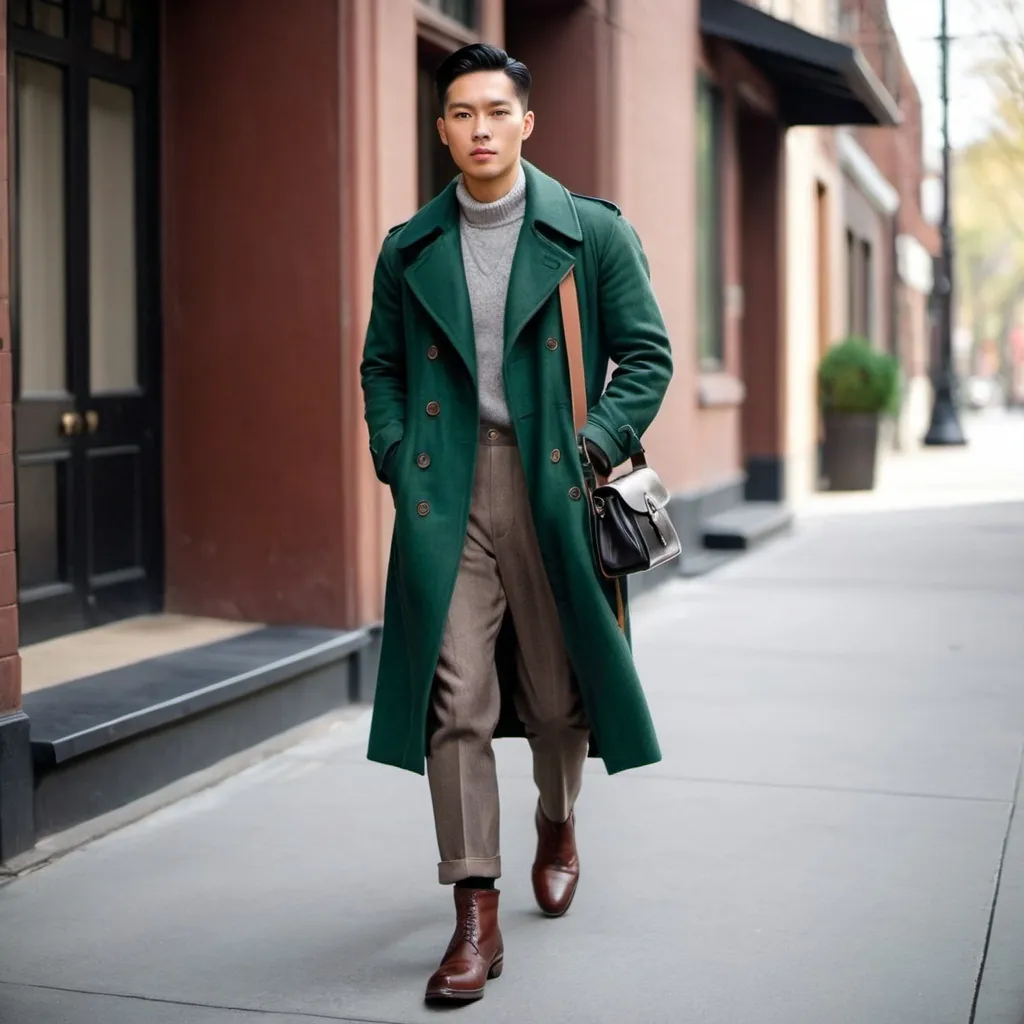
[85,410,99,434]
[59,412,83,436]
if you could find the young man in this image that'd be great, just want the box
[360,44,672,1004]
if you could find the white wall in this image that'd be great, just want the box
[780,0,846,504]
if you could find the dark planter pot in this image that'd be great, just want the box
[822,411,880,491]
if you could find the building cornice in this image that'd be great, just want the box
[838,129,900,215]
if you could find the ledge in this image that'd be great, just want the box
[25,626,374,767]
[699,373,747,408]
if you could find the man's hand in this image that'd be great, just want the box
[584,439,612,477]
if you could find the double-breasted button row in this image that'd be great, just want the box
[426,401,440,417]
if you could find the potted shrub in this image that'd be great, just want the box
[819,337,899,491]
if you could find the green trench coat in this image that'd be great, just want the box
[360,161,673,776]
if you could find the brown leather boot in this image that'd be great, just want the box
[531,802,580,917]
[424,887,503,1003]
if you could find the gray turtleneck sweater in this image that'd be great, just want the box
[456,168,527,427]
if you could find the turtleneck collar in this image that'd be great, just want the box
[456,165,527,229]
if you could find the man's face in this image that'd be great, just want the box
[437,70,534,184]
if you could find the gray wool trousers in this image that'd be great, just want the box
[426,424,590,885]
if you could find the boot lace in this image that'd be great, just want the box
[459,897,481,955]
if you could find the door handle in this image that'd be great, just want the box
[85,410,99,434]
[59,412,83,436]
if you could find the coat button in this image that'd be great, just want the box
[550,449,561,463]
[416,501,430,517]
[416,453,431,469]
[427,345,439,360]
[426,401,440,417]
[545,338,559,351]
[487,428,499,440]
[568,486,582,501]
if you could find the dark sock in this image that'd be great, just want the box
[456,876,495,890]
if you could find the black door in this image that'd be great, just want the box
[9,0,161,645]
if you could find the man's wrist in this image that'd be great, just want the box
[584,439,612,476]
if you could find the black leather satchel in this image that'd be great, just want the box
[559,270,682,585]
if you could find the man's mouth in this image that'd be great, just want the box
[471,148,496,156]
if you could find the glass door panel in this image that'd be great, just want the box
[88,77,138,393]
[15,56,68,397]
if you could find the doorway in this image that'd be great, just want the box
[737,106,784,501]
[9,0,162,645]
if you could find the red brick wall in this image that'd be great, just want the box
[161,0,349,627]
[0,1,22,716]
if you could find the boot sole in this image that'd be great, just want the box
[424,956,503,1003]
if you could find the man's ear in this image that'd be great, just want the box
[522,110,535,142]
[437,117,449,147]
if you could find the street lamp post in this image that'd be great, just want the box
[924,0,966,445]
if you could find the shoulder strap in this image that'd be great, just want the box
[558,268,626,633]
[559,269,588,435]
[558,268,647,480]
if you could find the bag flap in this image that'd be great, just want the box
[595,466,671,515]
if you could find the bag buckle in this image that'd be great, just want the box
[645,494,666,545]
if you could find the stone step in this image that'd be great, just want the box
[702,501,793,551]
[22,625,378,841]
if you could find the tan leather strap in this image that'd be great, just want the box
[559,270,588,435]
[559,268,608,485]
[560,268,625,633]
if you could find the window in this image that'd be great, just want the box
[419,0,477,29]
[845,230,874,341]
[11,0,66,37]
[846,229,856,336]
[860,238,873,340]
[696,76,724,370]
[417,42,459,206]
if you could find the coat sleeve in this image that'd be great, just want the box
[360,241,407,484]
[580,214,674,468]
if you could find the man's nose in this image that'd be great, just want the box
[472,120,492,140]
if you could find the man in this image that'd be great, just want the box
[360,43,673,1004]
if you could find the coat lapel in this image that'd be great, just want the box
[504,162,584,358]
[395,181,477,383]
[393,163,585,379]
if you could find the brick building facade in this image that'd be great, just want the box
[0,0,897,861]
[840,0,939,447]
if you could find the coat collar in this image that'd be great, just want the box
[393,160,583,251]
[396,161,583,383]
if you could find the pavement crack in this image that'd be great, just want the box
[611,771,1014,805]
[968,739,1024,1023]
[0,979,402,1024]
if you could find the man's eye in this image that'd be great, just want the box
[493,110,510,117]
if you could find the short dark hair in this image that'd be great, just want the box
[434,43,531,112]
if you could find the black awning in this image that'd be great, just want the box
[700,0,900,127]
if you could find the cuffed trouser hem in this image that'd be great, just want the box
[438,856,502,885]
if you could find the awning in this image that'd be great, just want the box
[700,0,901,127]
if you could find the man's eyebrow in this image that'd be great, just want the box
[447,97,514,111]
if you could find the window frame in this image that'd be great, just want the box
[416,0,479,42]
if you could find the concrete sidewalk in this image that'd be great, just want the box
[1,411,1023,1023]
